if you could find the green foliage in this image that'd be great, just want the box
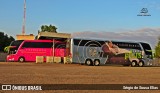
[0,32,15,52]
[40,24,57,33]
[4,46,10,53]
[155,37,160,58]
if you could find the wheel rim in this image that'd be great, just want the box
[20,58,24,62]
[95,60,99,66]
[86,60,91,65]
[132,62,136,66]
[139,62,143,67]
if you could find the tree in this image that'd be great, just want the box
[4,46,10,53]
[40,24,57,33]
[155,37,160,58]
[35,24,58,39]
[0,32,15,52]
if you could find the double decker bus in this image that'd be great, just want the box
[71,38,153,67]
[7,40,66,62]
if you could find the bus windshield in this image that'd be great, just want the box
[9,40,24,54]
[140,42,152,58]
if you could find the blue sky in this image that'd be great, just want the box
[0,0,160,37]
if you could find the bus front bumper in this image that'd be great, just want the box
[7,55,17,62]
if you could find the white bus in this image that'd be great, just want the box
[70,38,153,67]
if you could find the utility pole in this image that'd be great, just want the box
[22,0,26,35]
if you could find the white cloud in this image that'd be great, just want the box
[72,28,160,49]
[140,1,160,10]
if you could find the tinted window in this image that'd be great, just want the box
[9,40,24,54]
[112,42,141,50]
[140,43,152,55]
[10,40,24,47]
[22,42,66,49]
[22,42,53,48]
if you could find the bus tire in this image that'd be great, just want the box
[139,61,144,67]
[85,59,93,66]
[94,59,100,66]
[18,57,25,62]
[131,61,137,67]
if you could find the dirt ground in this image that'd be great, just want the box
[0,62,160,93]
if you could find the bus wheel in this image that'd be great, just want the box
[131,61,137,67]
[94,59,100,66]
[18,57,25,62]
[85,59,93,66]
[139,61,144,67]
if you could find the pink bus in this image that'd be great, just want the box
[7,40,67,62]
